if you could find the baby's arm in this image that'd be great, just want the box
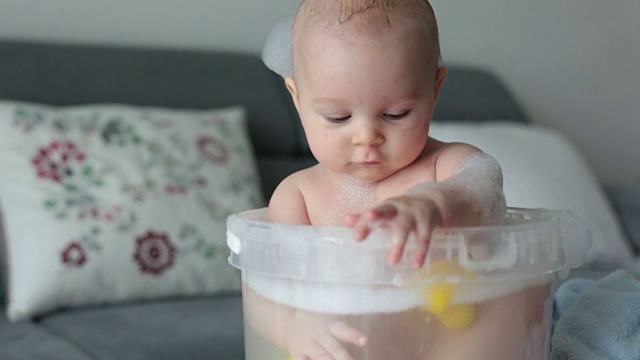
[244,174,366,359]
[416,143,506,227]
[244,285,365,359]
[345,143,506,268]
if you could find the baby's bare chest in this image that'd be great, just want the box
[303,173,430,226]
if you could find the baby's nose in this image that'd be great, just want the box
[351,120,384,146]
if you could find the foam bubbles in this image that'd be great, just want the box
[408,152,506,226]
[245,273,549,315]
[325,176,376,226]
[262,19,293,78]
[246,273,419,314]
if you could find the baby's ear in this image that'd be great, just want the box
[433,67,448,101]
[285,77,300,111]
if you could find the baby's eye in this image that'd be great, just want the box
[383,111,411,120]
[324,115,351,123]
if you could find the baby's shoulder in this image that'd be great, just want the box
[423,138,481,181]
[274,165,320,190]
[267,166,320,224]
[270,168,308,201]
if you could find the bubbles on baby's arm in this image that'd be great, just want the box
[449,152,506,225]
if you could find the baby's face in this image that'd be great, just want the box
[287,25,446,182]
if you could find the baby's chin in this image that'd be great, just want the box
[342,166,397,184]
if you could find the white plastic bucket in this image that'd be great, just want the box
[227,208,589,360]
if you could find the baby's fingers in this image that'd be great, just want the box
[412,210,440,268]
[317,333,355,360]
[329,322,367,347]
[299,342,337,360]
[366,203,398,221]
[412,220,431,269]
[387,221,412,265]
[303,322,365,360]
[343,214,360,227]
[352,205,398,241]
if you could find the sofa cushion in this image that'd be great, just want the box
[433,67,529,123]
[39,295,244,360]
[0,102,263,321]
[0,311,92,360]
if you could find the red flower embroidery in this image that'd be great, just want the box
[133,231,176,275]
[197,136,229,165]
[164,184,187,195]
[32,141,86,182]
[61,242,87,267]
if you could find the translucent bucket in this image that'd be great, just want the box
[227,208,589,360]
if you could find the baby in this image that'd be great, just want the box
[269,0,504,267]
[241,1,545,359]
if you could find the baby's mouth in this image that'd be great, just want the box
[356,161,382,166]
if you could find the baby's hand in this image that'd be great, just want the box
[284,312,367,360]
[344,195,441,268]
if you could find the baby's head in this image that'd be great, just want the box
[286,0,447,182]
[290,0,442,80]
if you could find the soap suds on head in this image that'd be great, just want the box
[262,19,293,77]
[325,176,376,226]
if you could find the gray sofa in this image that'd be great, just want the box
[0,39,629,360]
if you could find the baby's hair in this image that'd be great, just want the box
[292,0,442,75]
[336,0,429,25]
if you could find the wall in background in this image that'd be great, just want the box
[0,0,299,53]
[0,0,638,184]
[431,0,640,186]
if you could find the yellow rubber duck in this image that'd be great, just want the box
[415,260,476,330]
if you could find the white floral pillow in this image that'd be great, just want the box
[0,101,263,321]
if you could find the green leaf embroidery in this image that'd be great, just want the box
[82,165,94,176]
[64,183,78,192]
[145,159,158,169]
[233,145,244,154]
[216,124,231,138]
[15,108,28,119]
[189,159,204,172]
[204,246,216,259]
